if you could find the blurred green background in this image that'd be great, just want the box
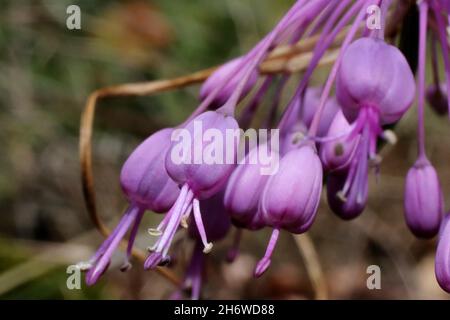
[0,0,449,299]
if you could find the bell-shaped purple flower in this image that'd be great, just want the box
[404,158,443,238]
[320,110,359,172]
[200,57,258,108]
[435,213,450,293]
[255,144,322,277]
[330,38,415,217]
[426,83,448,115]
[145,111,239,269]
[336,37,415,125]
[84,128,179,285]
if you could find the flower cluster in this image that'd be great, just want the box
[80,0,450,297]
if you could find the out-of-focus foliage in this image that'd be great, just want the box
[0,0,448,299]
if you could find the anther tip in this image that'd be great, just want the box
[180,218,188,229]
[383,130,397,145]
[336,190,347,203]
[203,243,213,254]
[120,261,132,272]
[148,228,162,237]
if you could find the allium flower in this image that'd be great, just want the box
[145,110,239,269]
[404,0,444,238]
[84,128,179,285]
[255,144,322,277]
[331,37,415,218]
[81,0,450,296]
[436,213,450,293]
[404,159,444,238]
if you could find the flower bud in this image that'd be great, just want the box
[260,144,322,233]
[254,144,323,277]
[404,158,443,238]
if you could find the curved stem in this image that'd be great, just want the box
[417,0,428,159]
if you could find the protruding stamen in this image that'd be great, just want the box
[120,261,132,272]
[254,228,280,277]
[337,190,347,202]
[369,154,383,167]
[192,198,213,254]
[148,228,162,236]
[382,129,397,145]
[180,204,193,229]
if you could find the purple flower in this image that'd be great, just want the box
[84,128,179,285]
[145,110,239,269]
[329,37,415,218]
[255,144,322,277]
[404,158,443,238]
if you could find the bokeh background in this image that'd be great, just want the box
[0,0,449,299]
